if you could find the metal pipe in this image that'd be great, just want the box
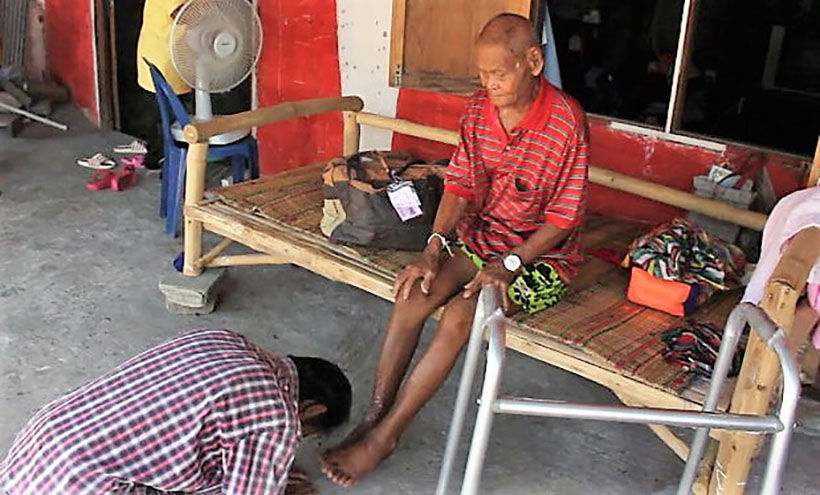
[435,288,499,495]
[0,101,69,131]
[492,399,781,432]
[760,329,800,495]
[461,308,507,495]
[677,303,746,494]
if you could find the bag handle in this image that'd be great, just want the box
[345,150,425,182]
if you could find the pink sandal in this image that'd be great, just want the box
[121,155,146,169]
[86,170,115,191]
[111,165,138,191]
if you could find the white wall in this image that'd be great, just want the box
[336,0,399,150]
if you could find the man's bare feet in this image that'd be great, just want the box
[323,402,385,457]
[320,429,397,487]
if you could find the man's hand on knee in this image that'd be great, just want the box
[393,249,445,300]
[462,263,514,312]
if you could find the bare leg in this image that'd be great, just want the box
[323,293,479,487]
[324,254,477,451]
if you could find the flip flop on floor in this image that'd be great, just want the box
[77,153,116,170]
[86,170,115,191]
[111,164,138,191]
[113,139,148,155]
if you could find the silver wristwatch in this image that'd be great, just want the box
[502,253,523,273]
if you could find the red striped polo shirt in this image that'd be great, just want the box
[445,77,590,281]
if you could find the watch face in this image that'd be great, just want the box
[503,254,521,272]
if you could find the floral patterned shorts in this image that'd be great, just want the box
[455,240,567,314]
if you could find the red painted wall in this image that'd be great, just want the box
[43,0,98,124]
[392,89,805,224]
[256,1,342,175]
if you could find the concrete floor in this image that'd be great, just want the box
[1,107,817,494]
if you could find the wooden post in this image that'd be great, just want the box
[342,111,360,156]
[709,227,820,494]
[389,0,407,87]
[807,135,820,187]
[183,142,209,276]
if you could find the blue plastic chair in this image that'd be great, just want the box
[147,63,259,236]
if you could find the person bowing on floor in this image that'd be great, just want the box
[1,328,351,494]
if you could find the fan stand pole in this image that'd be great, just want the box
[194,57,213,122]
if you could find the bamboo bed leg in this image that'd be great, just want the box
[708,283,798,494]
[692,440,718,495]
[183,142,209,276]
[342,110,361,156]
[195,238,234,269]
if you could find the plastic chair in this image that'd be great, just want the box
[147,63,259,236]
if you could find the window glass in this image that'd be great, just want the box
[678,0,820,155]
[551,0,684,127]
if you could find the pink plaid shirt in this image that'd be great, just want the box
[0,329,301,494]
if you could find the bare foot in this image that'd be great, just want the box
[322,405,384,457]
[320,430,397,487]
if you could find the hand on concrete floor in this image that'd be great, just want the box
[286,466,317,495]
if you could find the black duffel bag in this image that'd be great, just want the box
[320,150,446,250]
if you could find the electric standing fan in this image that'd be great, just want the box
[169,0,262,145]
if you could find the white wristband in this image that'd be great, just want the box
[427,233,454,257]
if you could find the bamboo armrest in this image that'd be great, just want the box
[356,112,767,230]
[183,96,364,144]
[762,226,820,328]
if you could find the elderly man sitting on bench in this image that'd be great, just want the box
[321,13,590,487]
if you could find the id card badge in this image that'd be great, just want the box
[387,181,423,221]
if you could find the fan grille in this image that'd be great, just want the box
[170,0,262,93]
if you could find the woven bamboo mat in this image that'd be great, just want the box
[211,165,740,394]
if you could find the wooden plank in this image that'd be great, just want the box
[389,0,407,87]
[186,204,396,299]
[399,0,532,92]
[710,227,820,494]
[206,254,288,267]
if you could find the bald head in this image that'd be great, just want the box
[477,13,539,59]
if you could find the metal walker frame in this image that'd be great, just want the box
[435,288,800,495]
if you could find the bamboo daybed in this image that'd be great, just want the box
[177,96,820,494]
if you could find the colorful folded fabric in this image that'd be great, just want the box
[661,321,746,378]
[623,217,746,307]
